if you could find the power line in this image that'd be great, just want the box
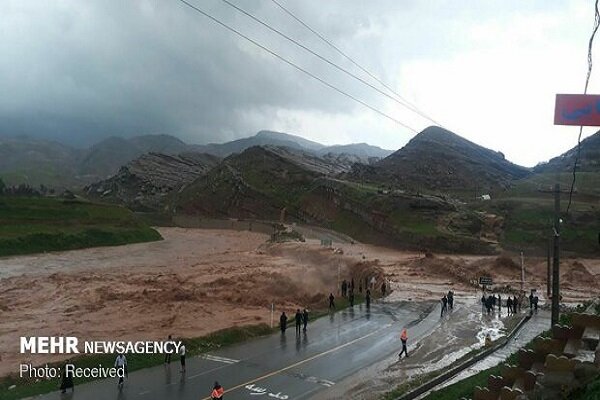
[177,0,418,132]
[268,0,442,127]
[216,0,437,127]
[566,0,600,214]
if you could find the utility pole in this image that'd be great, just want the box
[520,251,525,293]
[547,236,552,297]
[551,183,561,327]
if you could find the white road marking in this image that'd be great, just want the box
[202,354,240,364]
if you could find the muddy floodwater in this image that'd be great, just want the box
[0,227,597,379]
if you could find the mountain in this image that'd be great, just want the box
[85,152,220,211]
[176,146,323,219]
[174,145,496,254]
[78,134,196,180]
[534,131,600,173]
[347,126,530,193]
[193,130,323,157]
[0,136,82,187]
[128,134,190,154]
[78,137,143,178]
[193,130,392,160]
[317,143,393,159]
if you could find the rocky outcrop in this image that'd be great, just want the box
[85,152,219,211]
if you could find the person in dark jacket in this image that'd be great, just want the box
[329,293,335,310]
[60,364,74,393]
[441,295,448,317]
[302,309,309,332]
[280,312,288,334]
[295,309,302,335]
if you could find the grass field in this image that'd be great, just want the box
[0,196,162,257]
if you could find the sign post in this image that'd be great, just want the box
[554,94,600,126]
[479,276,493,293]
[551,93,600,327]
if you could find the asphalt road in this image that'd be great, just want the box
[35,301,439,400]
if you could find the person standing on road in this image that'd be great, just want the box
[295,309,302,335]
[164,334,173,364]
[497,294,502,314]
[398,328,409,359]
[179,342,186,373]
[280,311,288,334]
[114,353,127,387]
[366,289,371,308]
[329,293,335,310]
[533,295,539,312]
[211,381,224,400]
[302,308,309,332]
[529,293,534,311]
[513,295,518,314]
[447,290,454,310]
[349,290,355,307]
[60,364,74,393]
[381,281,387,297]
[441,295,448,317]
[507,297,513,316]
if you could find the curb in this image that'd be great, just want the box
[394,313,531,400]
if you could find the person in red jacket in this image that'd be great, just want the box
[211,381,224,399]
[398,328,409,359]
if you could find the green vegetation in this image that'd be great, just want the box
[483,196,600,255]
[0,196,161,257]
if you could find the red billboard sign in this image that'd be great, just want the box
[555,94,600,126]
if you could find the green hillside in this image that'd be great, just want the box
[0,196,162,257]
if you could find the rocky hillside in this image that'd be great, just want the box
[0,131,391,188]
[348,126,530,194]
[534,130,600,173]
[85,152,220,211]
[174,145,497,254]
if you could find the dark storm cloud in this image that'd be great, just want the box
[0,0,392,145]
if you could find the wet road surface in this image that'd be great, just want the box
[34,301,439,400]
[415,309,551,399]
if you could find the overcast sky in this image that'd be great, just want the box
[1,0,599,166]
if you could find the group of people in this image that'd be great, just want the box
[338,276,387,311]
[481,293,525,316]
[529,292,540,312]
[164,334,186,373]
[440,290,454,317]
[280,308,309,334]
